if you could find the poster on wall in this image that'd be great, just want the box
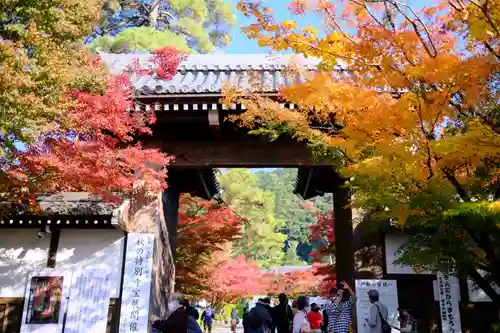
[20,270,72,333]
[25,276,63,324]
[355,279,399,333]
[65,269,112,333]
[118,232,155,333]
[437,272,462,333]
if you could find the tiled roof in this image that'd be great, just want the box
[99,53,321,95]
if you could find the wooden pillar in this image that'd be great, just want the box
[164,169,181,259]
[333,181,355,288]
[46,228,61,268]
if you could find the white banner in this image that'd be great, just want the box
[355,279,399,333]
[437,272,462,333]
[119,233,155,333]
[20,269,72,333]
[65,269,112,333]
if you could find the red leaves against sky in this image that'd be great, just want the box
[128,47,187,81]
[10,47,185,203]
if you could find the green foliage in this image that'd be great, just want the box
[89,27,193,53]
[254,169,332,243]
[219,168,331,267]
[282,240,308,266]
[396,201,500,287]
[95,0,236,53]
[218,169,286,268]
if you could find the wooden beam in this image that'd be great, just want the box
[144,139,335,167]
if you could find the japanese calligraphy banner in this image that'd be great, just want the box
[119,233,155,333]
[65,269,112,333]
[355,279,399,333]
[20,269,72,333]
[437,272,462,333]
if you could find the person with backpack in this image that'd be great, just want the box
[201,306,216,333]
[365,290,390,333]
[245,299,273,333]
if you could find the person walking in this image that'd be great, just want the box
[364,290,390,333]
[201,306,216,333]
[273,293,293,333]
[245,299,273,333]
[324,281,357,333]
[231,308,240,333]
[307,303,323,333]
[292,296,311,333]
[152,292,188,333]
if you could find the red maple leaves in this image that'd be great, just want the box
[175,195,243,296]
[8,47,185,204]
[265,269,318,296]
[205,255,265,308]
[309,211,337,295]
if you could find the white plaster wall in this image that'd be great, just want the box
[385,232,430,275]
[56,229,125,298]
[0,229,50,297]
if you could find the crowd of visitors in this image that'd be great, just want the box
[150,282,416,333]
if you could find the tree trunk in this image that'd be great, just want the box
[148,0,160,28]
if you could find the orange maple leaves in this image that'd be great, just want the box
[226,0,500,224]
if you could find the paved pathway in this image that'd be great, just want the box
[210,324,243,333]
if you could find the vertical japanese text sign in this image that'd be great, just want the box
[437,272,462,333]
[119,233,155,333]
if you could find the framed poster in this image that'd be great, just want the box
[20,270,72,333]
[118,233,155,333]
[355,279,399,333]
[25,276,64,324]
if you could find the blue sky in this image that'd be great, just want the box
[224,0,433,54]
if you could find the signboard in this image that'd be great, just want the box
[119,233,155,333]
[355,279,399,333]
[20,270,72,333]
[65,269,112,333]
[437,272,462,333]
[385,233,431,275]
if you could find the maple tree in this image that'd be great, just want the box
[308,211,337,295]
[224,0,500,304]
[175,194,243,297]
[204,254,266,310]
[0,0,186,206]
[265,269,318,296]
